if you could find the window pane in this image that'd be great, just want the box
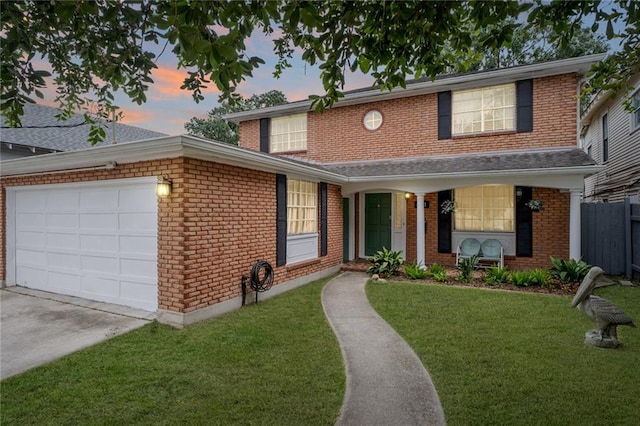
[271,114,307,153]
[454,185,514,232]
[452,84,515,135]
[287,179,317,235]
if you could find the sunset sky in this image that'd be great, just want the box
[38,32,374,136]
[33,11,621,137]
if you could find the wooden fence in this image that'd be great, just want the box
[581,198,640,279]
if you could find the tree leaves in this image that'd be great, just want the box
[184,90,287,144]
[2,0,638,144]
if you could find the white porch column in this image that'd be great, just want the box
[569,190,582,260]
[416,193,426,267]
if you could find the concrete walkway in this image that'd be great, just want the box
[322,272,446,426]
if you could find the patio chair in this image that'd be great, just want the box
[479,239,504,268]
[456,238,481,266]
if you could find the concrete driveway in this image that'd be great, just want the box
[1,287,155,379]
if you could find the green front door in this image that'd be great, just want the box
[365,193,391,256]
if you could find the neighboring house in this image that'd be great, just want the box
[0,103,166,160]
[581,72,640,203]
[0,54,603,326]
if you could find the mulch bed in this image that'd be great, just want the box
[381,268,582,297]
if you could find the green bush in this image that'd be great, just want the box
[432,270,449,282]
[510,270,533,287]
[529,268,550,287]
[404,261,429,280]
[367,247,404,277]
[456,255,479,283]
[549,257,591,282]
[427,262,446,277]
[484,266,510,286]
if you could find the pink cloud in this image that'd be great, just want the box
[117,107,156,125]
[150,65,219,98]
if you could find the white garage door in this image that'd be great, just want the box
[7,178,158,311]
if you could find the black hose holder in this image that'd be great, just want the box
[241,260,274,306]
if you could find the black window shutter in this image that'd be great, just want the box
[437,190,453,253]
[516,79,533,133]
[320,182,328,257]
[515,186,533,257]
[276,174,287,266]
[260,118,269,153]
[438,91,452,140]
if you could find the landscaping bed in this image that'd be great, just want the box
[365,248,637,296]
[386,267,583,296]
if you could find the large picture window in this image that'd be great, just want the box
[452,84,515,135]
[271,113,307,152]
[287,179,317,234]
[454,185,514,232]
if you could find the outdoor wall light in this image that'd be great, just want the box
[157,176,172,197]
[516,187,523,200]
[405,192,412,199]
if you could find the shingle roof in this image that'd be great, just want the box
[321,148,596,178]
[0,103,166,152]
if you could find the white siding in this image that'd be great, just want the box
[583,74,640,203]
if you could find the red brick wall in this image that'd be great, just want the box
[238,74,578,162]
[1,157,343,314]
[239,120,260,152]
[402,188,569,269]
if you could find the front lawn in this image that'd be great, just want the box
[367,281,640,425]
[1,276,344,425]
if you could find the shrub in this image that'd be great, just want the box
[427,263,446,277]
[456,255,479,283]
[484,266,509,286]
[529,268,551,287]
[404,261,429,280]
[432,270,448,282]
[510,270,533,287]
[367,247,404,277]
[549,257,591,282]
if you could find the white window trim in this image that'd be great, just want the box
[363,110,383,131]
[452,84,516,136]
[454,185,515,233]
[270,113,307,153]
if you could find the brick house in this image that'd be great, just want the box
[225,54,605,271]
[1,54,603,326]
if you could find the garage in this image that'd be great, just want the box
[5,178,158,311]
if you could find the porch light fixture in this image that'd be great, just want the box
[157,176,172,197]
[516,187,523,200]
[405,192,412,199]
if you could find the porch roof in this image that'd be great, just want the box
[322,147,597,179]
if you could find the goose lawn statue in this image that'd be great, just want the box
[571,266,636,348]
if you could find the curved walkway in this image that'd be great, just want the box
[322,272,446,426]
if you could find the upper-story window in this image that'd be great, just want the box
[632,89,640,132]
[271,113,307,152]
[454,185,515,232]
[602,113,609,162]
[363,110,383,130]
[452,84,516,135]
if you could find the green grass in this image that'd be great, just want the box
[367,282,640,425]
[1,277,344,425]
